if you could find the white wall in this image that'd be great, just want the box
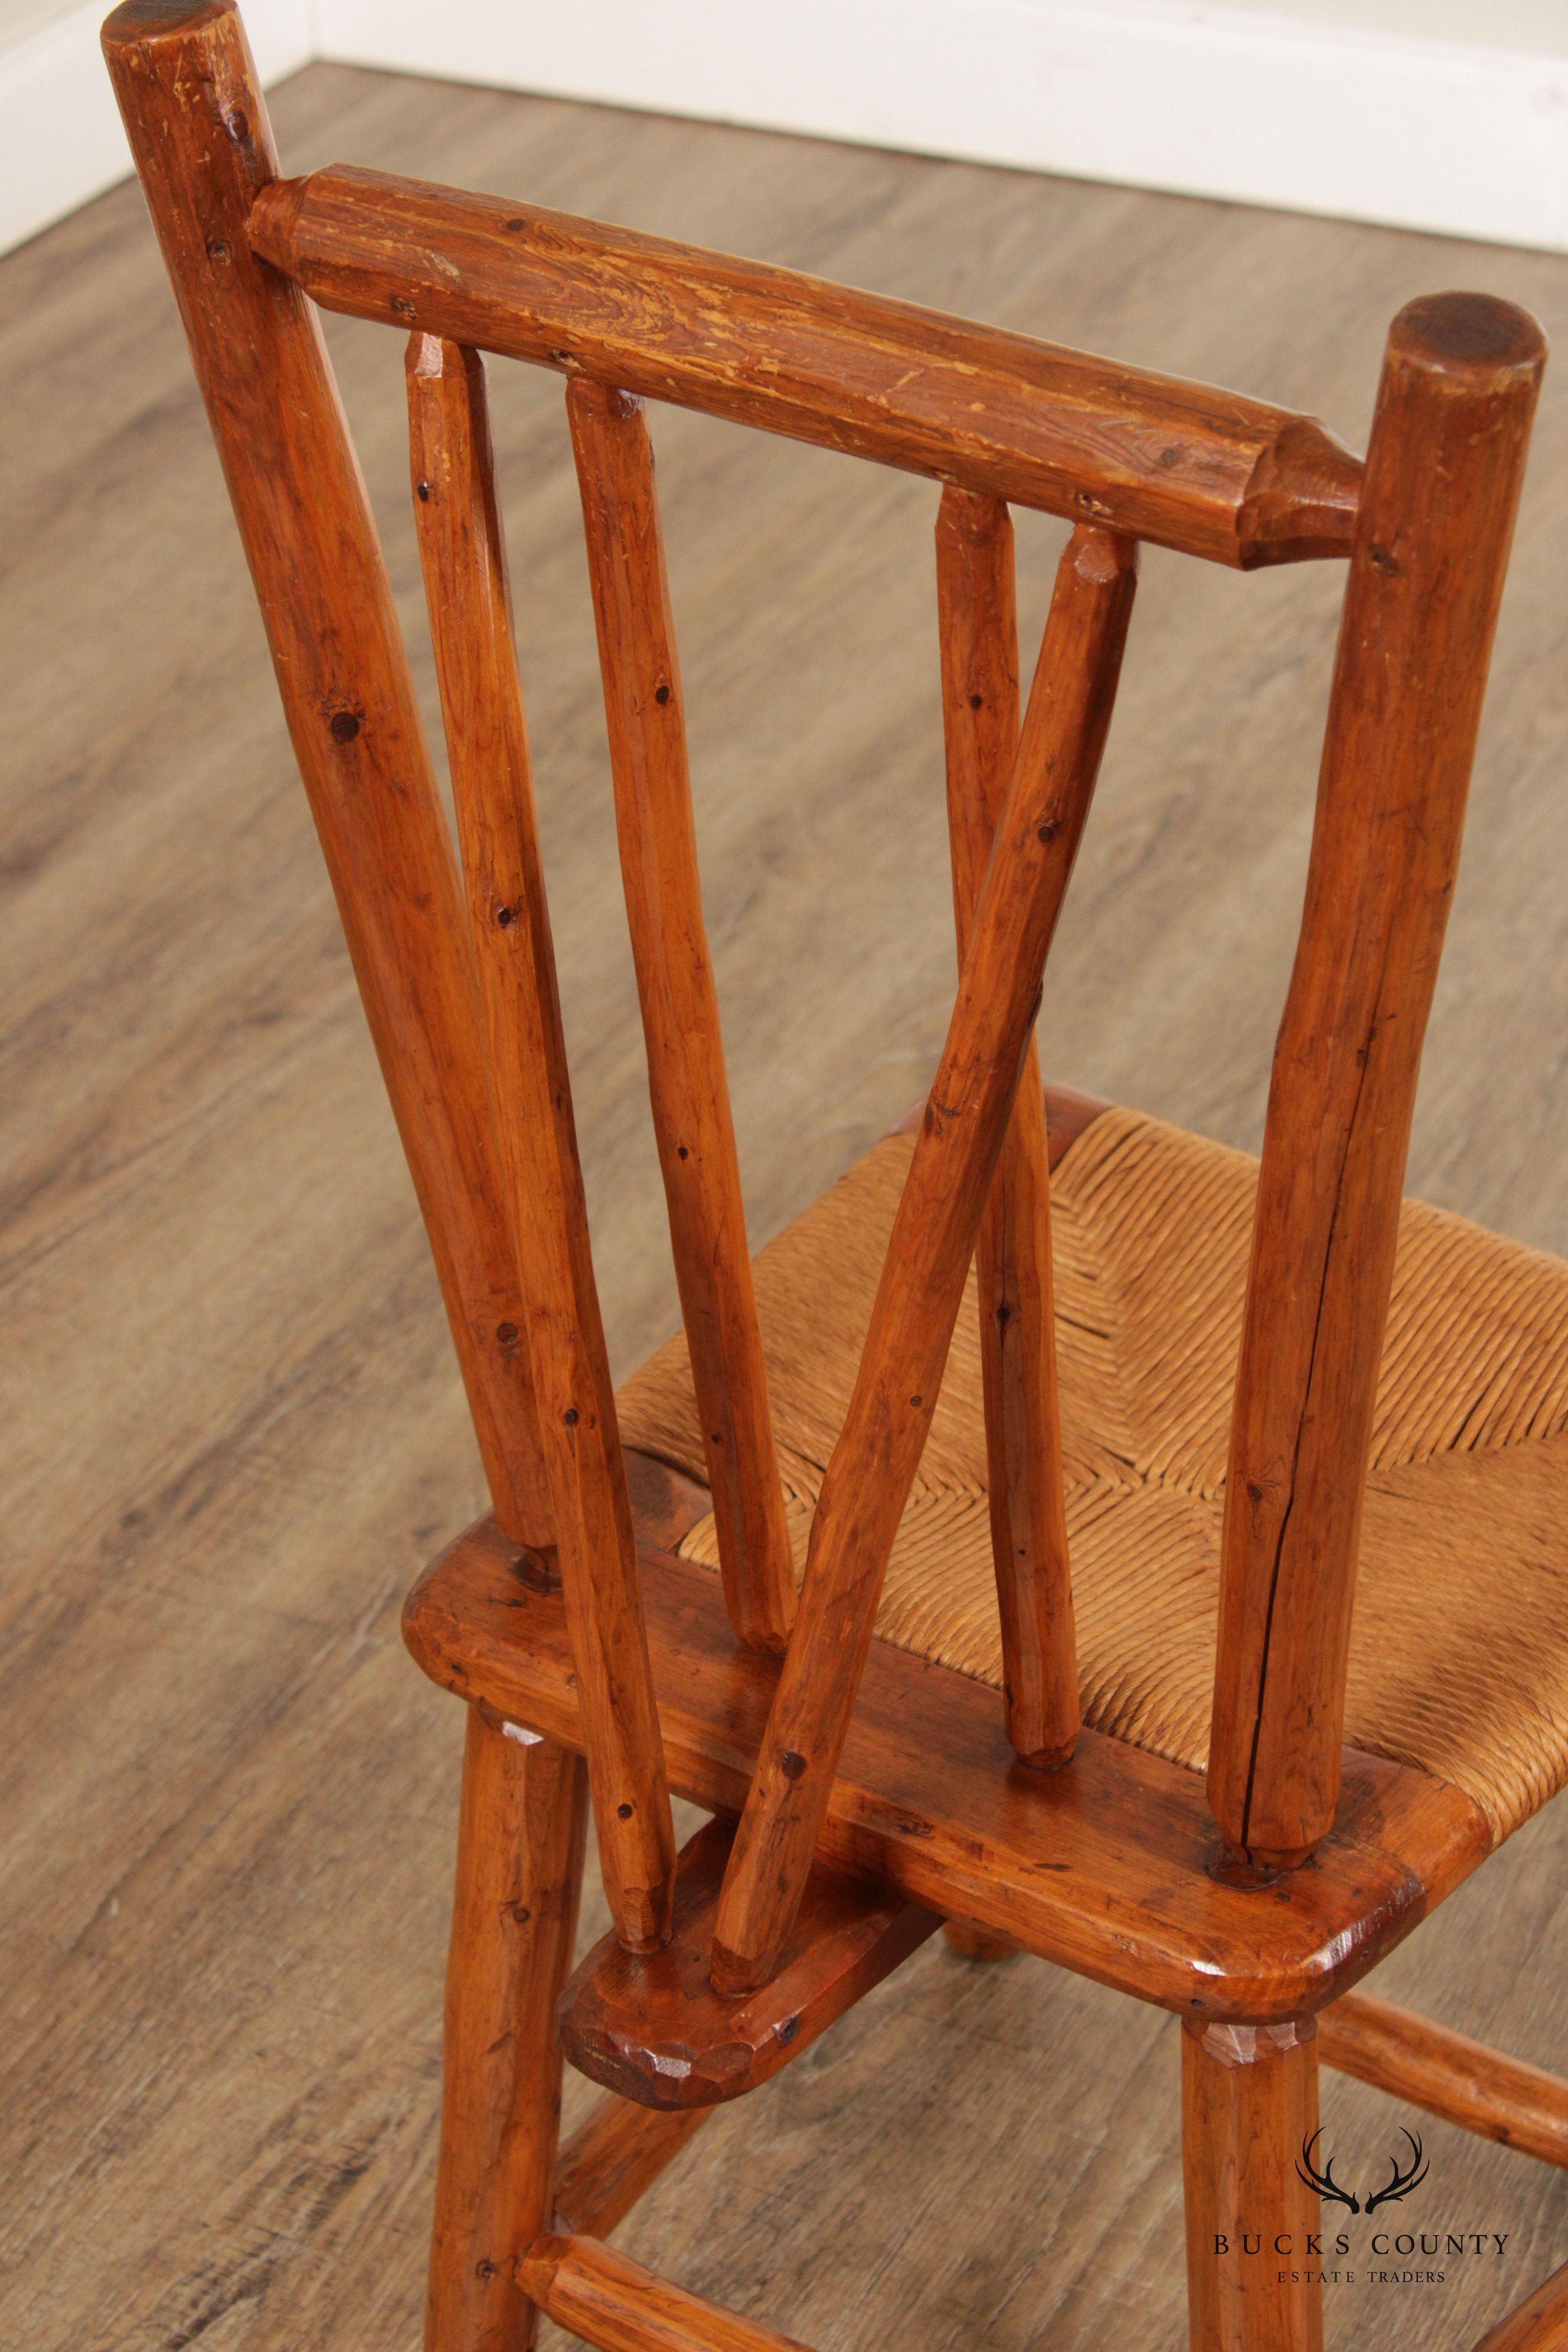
[0,0,88,38]
[0,0,312,253]
[4,0,1567,259]
[1216,0,1567,48]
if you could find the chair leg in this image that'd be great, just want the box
[425,1710,590,2352]
[1182,2017,1324,2352]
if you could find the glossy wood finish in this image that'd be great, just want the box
[406,1516,1490,2022]
[560,1815,940,2111]
[406,332,675,1952]
[1182,2018,1323,2352]
[936,486,1077,1769]
[99,0,553,1547]
[942,1919,1023,1962]
[521,2234,815,2352]
[711,525,1137,1997]
[1209,293,1548,1868]
[1471,2261,1568,2351]
[425,1713,587,2352]
[891,1073,1111,1168]
[554,2096,713,2241]
[622,1449,715,1556]
[567,377,794,1655]
[1320,1991,1568,2169]
[245,167,1361,572]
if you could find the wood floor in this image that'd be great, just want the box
[5,58,1568,2352]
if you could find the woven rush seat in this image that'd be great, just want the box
[617,1095,1568,1846]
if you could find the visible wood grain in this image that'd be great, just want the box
[1320,1991,1568,2169]
[711,525,1137,1995]
[521,2234,815,2352]
[560,1814,940,2110]
[622,1449,714,1557]
[1182,2017,1323,2352]
[406,331,675,1951]
[892,1074,1111,1170]
[407,1518,1489,2021]
[1472,2262,1568,2351]
[936,485,1077,1770]
[1039,1077,1113,1164]
[1209,293,1548,1869]
[98,0,553,1550]
[941,1919,1023,1962]
[15,45,1568,2352]
[244,166,1363,571]
[424,1713,587,2352]
[554,2097,713,2242]
[567,377,794,1655]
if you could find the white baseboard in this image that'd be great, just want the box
[4,0,1567,260]
[0,0,313,256]
[317,0,1568,255]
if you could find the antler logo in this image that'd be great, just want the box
[1296,2128,1429,2216]
[1296,2129,1361,2213]
[1364,2130,1430,2214]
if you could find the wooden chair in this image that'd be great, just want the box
[104,5,1566,2346]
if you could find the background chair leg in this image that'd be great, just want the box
[425,1711,589,2352]
[1182,2017,1324,2352]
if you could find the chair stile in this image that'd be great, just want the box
[1210,298,1545,1874]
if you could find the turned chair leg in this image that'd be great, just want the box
[1182,2017,1324,2352]
[426,1710,589,2352]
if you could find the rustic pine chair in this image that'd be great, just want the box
[105,5,1568,2346]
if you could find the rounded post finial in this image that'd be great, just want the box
[1387,291,1547,387]
[101,0,235,51]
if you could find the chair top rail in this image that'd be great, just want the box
[248,165,1363,571]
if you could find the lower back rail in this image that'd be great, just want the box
[522,2234,816,2352]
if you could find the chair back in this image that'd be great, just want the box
[105,0,1544,1983]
